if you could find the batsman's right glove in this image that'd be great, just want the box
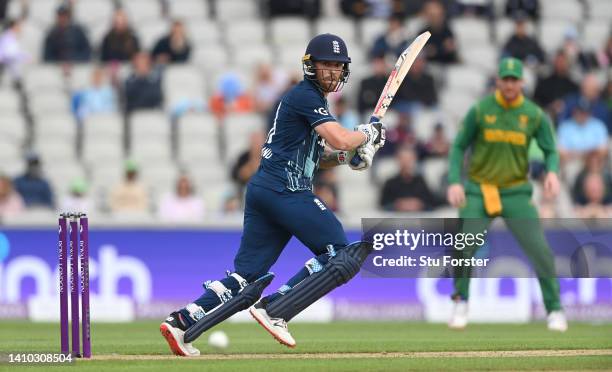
[356,121,386,150]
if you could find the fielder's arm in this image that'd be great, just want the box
[448,104,479,184]
[533,109,560,174]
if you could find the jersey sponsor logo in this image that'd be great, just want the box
[332,40,340,54]
[261,147,272,159]
[484,114,497,124]
[483,129,526,146]
[314,107,329,116]
[313,198,327,211]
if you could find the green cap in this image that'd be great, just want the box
[124,159,139,172]
[498,57,523,79]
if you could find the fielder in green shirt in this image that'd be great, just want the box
[446,58,567,332]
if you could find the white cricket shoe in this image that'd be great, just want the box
[160,312,201,357]
[448,300,469,330]
[249,304,296,348]
[547,310,568,332]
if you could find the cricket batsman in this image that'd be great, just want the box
[446,57,567,332]
[160,34,385,356]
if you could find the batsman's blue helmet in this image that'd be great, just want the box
[302,33,351,92]
[304,33,351,63]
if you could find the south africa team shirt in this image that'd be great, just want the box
[250,79,337,192]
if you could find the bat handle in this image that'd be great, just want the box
[349,116,380,167]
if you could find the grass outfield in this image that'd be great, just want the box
[1,321,611,371]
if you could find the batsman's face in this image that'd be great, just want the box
[497,77,523,101]
[314,61,344,92]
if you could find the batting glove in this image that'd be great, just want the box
[346,143,375,171]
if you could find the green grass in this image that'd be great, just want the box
[1,321,611,371]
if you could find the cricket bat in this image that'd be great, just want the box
[350,31,431,166]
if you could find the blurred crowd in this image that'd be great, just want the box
[0,0,611,223]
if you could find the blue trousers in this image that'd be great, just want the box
[235,183,348,281]
[179,182,348,324]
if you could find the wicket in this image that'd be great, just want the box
[58,212,91,358]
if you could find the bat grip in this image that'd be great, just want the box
[350,116,379,167]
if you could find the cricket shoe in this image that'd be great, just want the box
[547,310,568,332]
[249,302,296,348]
[448,299,468,330]
[160,312,201,357]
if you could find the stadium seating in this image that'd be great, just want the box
[314,17,358,46]
[225,20,267,47]
[168,0,209,20]
[270,17,312,46]
[73,0,114,29]
[121,0,162,24]
[216,0,259,21]
[451,18,492,49]
[538,19,577,55]
[223,113,266,164]
[587,0,612,20]
[0,114,27,144]
[2,0,608,220]
[136,20,170,50]
[540,0,583,22]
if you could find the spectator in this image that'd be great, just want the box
[100,9,140,63]
[13,154,54,208]
[378,112,419,157]
[268,0,321,18]
[369,15,410,60]
[314,182,339,212]
[379,145,441,211]
[561,74,610,132]
[604,78,612,114]
[0,0,9,21]
[209,72,254,118]
[557,99,608,163]
[571,151,612,206]
[157,174,205,222]
[0,174,25,218]
[152,20,191,64]
[422,123,450,158]
[73,66,117,120]
[60,177,92,213]
[533,50,578,118]
[453,0,494,18]
[0,18,28,84]
[599,35,612,68]
[395,55,437,109]
[340,0,370,18]
[221,191,242,216]
[231,131,265,195]
[123,52,163,113]
[574,172,612,218]
[419,0,458,64]
[501,12,545,66]
[314,168,339,212]
[43,4,91,62]
[334,96,359,130]
[390,0,428,18]
[560,26,600,72]
[252,63,285,114]
[108,160,149,213]
[505,0,539,20]
[357,56,388,116]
